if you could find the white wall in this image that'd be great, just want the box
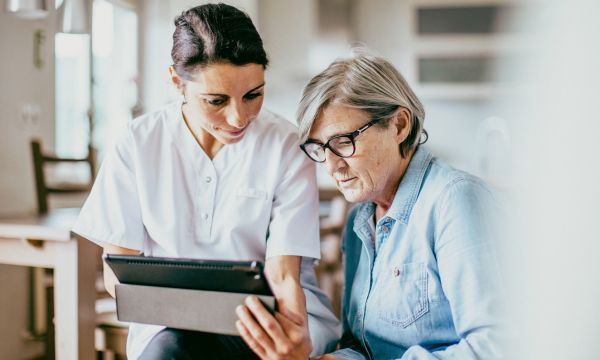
[506,1,600,358]
[0,5,56,358]
[138,0,174,113]
[352,0,506,178]
[0,10,56,216]
[259,0,316,122]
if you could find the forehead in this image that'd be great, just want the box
[309,104,370,141]
[184,63,264,94]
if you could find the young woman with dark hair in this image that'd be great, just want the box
[73,4,340,359]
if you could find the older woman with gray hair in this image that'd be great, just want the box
[238,50,504,359]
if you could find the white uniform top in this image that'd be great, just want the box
[73,101,340,359]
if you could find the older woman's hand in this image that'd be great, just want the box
[236,295,312,360]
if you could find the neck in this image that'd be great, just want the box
[182,106,224,159]
[373,148,415,222]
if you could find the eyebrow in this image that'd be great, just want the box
[305,137,322,144]
[201,83,266,97]
[305,130,348,144]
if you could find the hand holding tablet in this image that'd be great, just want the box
[104,254,276,335]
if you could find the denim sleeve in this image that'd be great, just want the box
[321,329,368,359]
[327,347,368,360]
[300,258,342,355]
[399,178,505,359]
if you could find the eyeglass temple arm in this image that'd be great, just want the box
[354,118,380,137]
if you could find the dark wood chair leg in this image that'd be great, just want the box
[31,140,48,215]
[45,284,55,360]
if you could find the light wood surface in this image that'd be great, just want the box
[0,208,96,360]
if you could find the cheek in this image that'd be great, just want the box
[197,109,225,131]
[206,113,222,125]
[355,144,389,189]
[248,99,264,119]
[346,159,376,191]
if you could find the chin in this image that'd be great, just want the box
[222,138,241,145]
[219,135,245,145]
[338,188,366,204]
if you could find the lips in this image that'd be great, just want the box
[338,177,356,183]
[337,177,357,187]
[221,127,247,137]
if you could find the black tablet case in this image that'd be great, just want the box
[105,254,273,296]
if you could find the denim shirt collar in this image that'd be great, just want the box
[353,146,433,236]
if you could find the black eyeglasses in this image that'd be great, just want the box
[300,118,381,163]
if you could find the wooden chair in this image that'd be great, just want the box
[316,188,350,317]
[29,140,128,359]
[30,139,96,215]
[28,139,97,359]
[95,298,129,360]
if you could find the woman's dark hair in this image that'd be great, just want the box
[171,3,269,80]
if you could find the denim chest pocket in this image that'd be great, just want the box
[377,262,429,328]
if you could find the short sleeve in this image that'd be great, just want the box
[264,134,320,259]
[72,125,145,251]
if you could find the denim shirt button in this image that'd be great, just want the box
[393,267,400,277]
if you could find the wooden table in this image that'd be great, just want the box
[0,208,97,360]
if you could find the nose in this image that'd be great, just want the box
[227,102,248,130]
[323,148,346,176]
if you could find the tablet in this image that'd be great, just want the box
[104,254,273,296]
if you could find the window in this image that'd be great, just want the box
[417,5,510,34]
[55,34,90,158]
[409,1,516,99]
[55,0,138,161]
[92,0,138,160]
[418,56,494,83]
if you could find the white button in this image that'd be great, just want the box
[203,213,209,220]
[205,176,212,183]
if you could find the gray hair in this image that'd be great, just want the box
[297,49,426,157]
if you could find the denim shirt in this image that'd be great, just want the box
[331,147,504,360]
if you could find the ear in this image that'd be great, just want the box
[391,107,412,145]
[169,66,185,92]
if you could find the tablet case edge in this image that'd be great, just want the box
[115,284,276,336]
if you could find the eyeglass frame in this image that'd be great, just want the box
[300,117,382,163]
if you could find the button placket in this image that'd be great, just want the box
[195,161,217,242]
[201,172,216,225]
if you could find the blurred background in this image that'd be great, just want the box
[1,0,600,359]
[0,0,516,215]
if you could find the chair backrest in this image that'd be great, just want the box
[316,188,350,317]
[30,139,96,214]
[318,188,350,237]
